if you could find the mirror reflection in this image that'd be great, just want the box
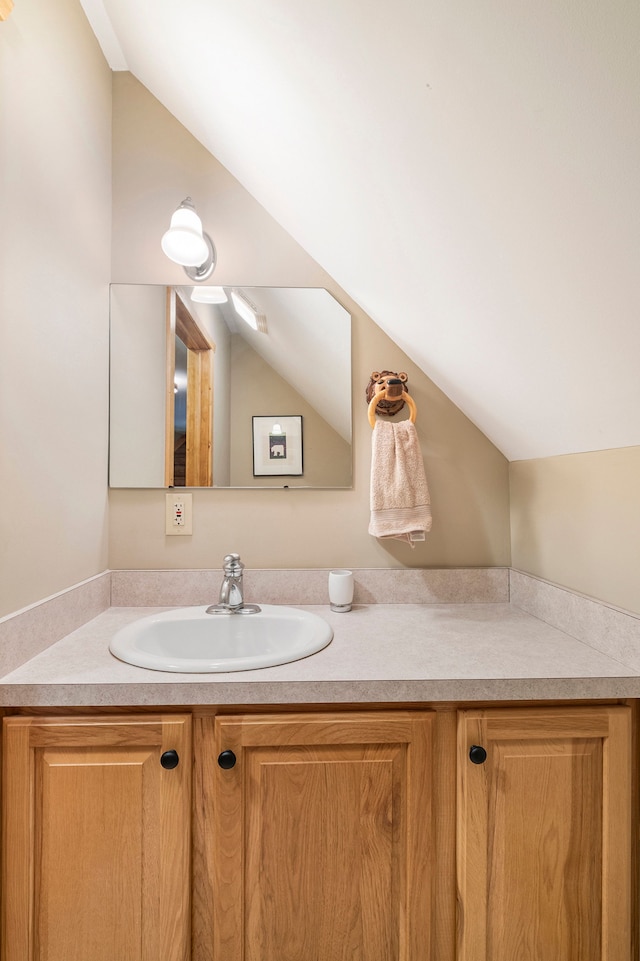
[109,285,352,488]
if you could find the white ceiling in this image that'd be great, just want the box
[81,0,640,460]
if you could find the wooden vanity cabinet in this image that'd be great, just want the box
[196,710,436,961]
[457,705,632,961]
[1,714,192,961]
[0,702,634,961]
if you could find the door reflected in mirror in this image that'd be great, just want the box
[109,285,352,489]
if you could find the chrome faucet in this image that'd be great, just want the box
[206,553,261,615]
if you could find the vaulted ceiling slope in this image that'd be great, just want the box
[81,0,640,461]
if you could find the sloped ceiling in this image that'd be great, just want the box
[81,0,640,461]
[185,286,353,442]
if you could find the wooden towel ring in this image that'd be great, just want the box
[368,390,418,428]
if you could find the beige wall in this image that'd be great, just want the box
[5,12,635,617]
[510,447,640,615]
[109,73,510,571]
[0,0,111,618]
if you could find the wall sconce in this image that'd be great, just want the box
[161,197,216,282]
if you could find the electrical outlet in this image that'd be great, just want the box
[165,492,193,535]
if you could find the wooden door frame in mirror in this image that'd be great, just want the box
[164,288,216,487]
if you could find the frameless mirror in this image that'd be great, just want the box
[109,285,352,488]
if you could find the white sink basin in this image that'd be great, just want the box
[109,605,333,673]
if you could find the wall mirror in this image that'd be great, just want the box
[109,285,352,488]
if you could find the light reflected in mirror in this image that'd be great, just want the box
[109,285,352,488]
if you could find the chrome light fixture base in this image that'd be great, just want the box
[183,232,216,282]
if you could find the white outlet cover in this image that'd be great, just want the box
[165,492,193,535]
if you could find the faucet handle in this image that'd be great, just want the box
[223,553,244,575]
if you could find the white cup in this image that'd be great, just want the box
[328,569,354,612]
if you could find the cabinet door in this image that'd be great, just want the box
[457,705,631,961]
[2,714,192,961]
[209,711,434,961]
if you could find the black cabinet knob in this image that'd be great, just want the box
[160,749,180,770]
[469,745,487,765]
[218,750,237,770]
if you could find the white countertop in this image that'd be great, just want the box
[1,602,639,706]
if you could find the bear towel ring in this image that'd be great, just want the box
[366,371,418,428]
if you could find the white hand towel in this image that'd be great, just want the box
[368,420,432,547]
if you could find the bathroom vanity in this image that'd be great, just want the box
[0,593,637,961]
[0,701,633,961]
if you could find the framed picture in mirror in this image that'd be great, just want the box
[252,415,303,477]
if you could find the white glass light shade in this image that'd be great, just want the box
[161,205,209,267]
[190,286,228,304]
